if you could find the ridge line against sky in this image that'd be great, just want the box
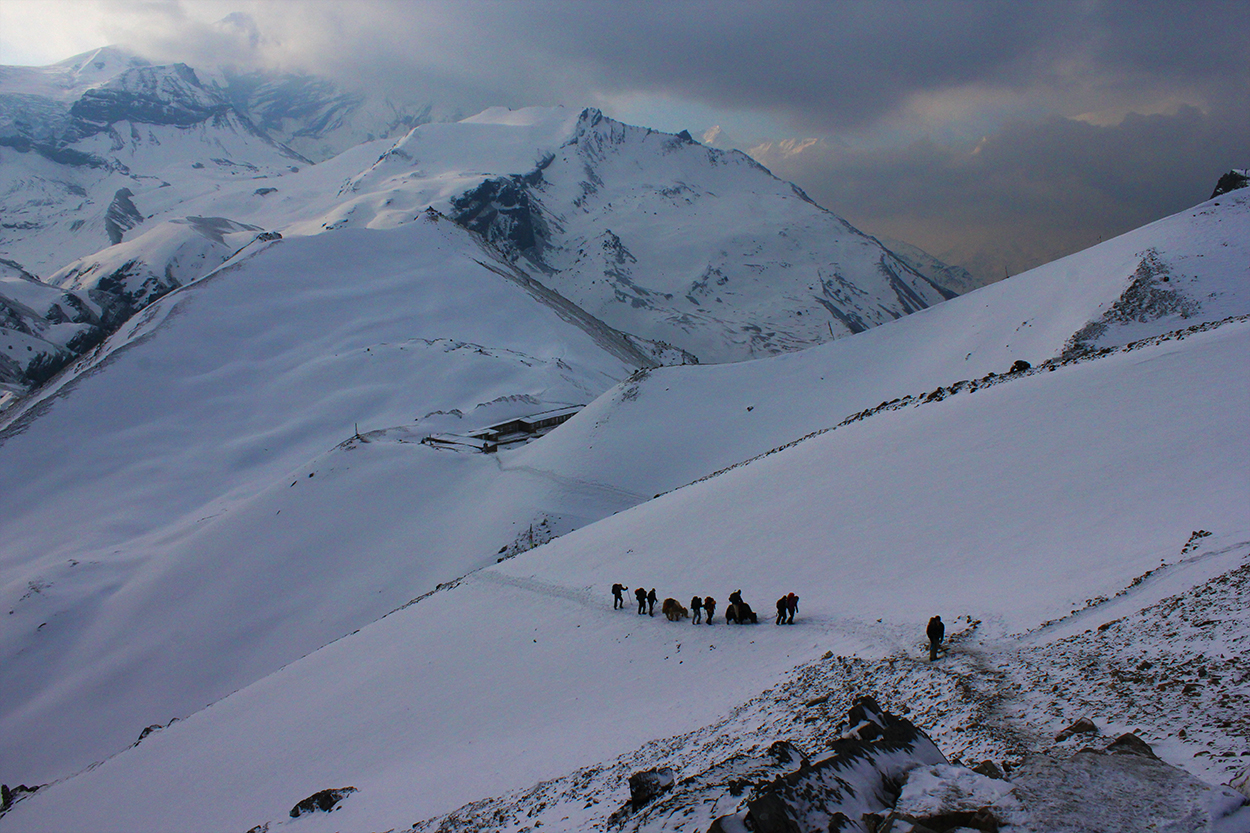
[1,0,1247,282]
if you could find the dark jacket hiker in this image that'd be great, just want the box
[927,615,945,661]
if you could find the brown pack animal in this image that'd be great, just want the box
[726,601,757,624]
[662,598,689,621]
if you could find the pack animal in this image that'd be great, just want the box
[726,601,757,624]
[661,598,689,621]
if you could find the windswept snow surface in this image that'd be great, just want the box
[0,217,644,785]
[4,292,1246,833]
[1,192,1247,830]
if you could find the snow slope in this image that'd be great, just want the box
[4,288,1245,833]
[512,187,1250,502]
[0,216,648,785]
[1,186,1245,829]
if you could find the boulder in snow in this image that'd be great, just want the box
[288,786,357,818]
[628,767,675,810]
[1055,717,1098,742]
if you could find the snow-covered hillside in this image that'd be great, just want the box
[3,49,955,394]
[0,170,1246,831]
[0,215,654,785]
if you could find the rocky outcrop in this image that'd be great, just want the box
[1210,170,1249,199]
[70,64,230,136]
[1054,717,1097,742]
[628,768,676,810]
[710,696,948,832]
[288,786,357,818]
[104,188,144,245]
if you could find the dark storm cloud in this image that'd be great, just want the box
[106,1,1246,132]
[270,0,1247,132]
[99,0,1248,279]
[756,102,1248,278]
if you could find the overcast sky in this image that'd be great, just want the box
[2,0,1246,280]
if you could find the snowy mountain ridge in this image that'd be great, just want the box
[0,175,1246,831]
[1,44,1247,833]
[1,56,955,403]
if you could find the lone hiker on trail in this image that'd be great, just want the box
[647,588,657,616]
[612,583,626,610]
[635,587,648,614]
[927,615,945,661]
[691,595,704,624]
[704,596,716,624]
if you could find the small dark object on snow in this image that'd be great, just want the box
[766,740,809,768]
[972,760,1005,780]
[1056,717,1099,742]
[628,767,675,810]
[1107,732,1158,759]
[289,786,357,818]
[1010,359,1031,373]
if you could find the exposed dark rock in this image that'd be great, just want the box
[1055,717,1098,742]
[448,175,548,260]
[1106,732,1157,759]
[711,696,947,833]
[766,740,809,768]
[70,64,230,134]
[0,136,112,169]
[972,760,1005,780]
[898,807,1001,832]
[105,188,144,245]
[628,767,675,810]
[1,783,43,813]
[288,786,357,817]
[1210,170,1249,199]
[1009,359,1031,373]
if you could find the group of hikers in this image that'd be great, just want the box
[612,584,949,661]
[610,584,799,626]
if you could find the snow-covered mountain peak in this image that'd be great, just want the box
[0,46,151,102]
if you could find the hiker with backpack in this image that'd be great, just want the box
[927,615,945,661]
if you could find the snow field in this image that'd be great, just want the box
[0,218,638,784]
[6,315,1245,832]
